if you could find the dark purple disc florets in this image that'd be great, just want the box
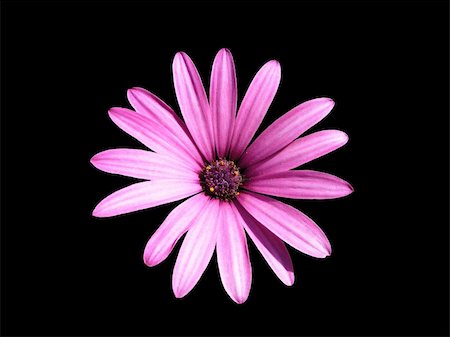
[200,159,243,201]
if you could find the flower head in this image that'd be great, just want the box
[91,48,353,304]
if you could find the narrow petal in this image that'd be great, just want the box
[234,201,294,286]
[90,148,200,181]
[236,191,331,258]
[210,48,237,158]
[108,107,201,168]
[143,193,209,267]
[229,60,281,160]
[127,87,204,165]
[245,130,348,177]
[172,52,214,160]
[172,198,220,298]
[245,170,353,199]
[92,180,201,218]
[217,202,252,304]
[240,98,335,167]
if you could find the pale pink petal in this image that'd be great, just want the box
[245,170,353,199]
[127,87,204,165]
[172,198,220,298]
[92,180,201,218]
[246,130,348,177]
[236,191,331,258]
[240,98,335,167]
[90,149,200,181]
[143,193,209,267]
[229,60,281,160]
[172,52,214,160]
[108,107,202,168]
[210,48,237,158]
[234,201,294,286]
[216,202,252,304]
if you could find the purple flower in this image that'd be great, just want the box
[91,49,353,304]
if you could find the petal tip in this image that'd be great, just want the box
[92,205,104,218]
[311,97,335,111]
[218,47,232,55]
[324,244,332,257]
[339,131,350,143]
[92,202,118,218]
[323,97,335,109]
[172,285,187,299]
[316,239,332,258]
[107,107,119,118]
[143,243,164,267]
[232,294,249,304]
[347,182,355,194]
[318,250,331,259]
[89,154,98,166]
[268,59,281,71]
[143,253,156,267]
[282,272,295,286]
[127,87,148,109]
[174,51,188,62]
[172,274,189,299]
[339,179,354,196]
[126,87,138,99]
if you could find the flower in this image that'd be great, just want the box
[91,48,353,304]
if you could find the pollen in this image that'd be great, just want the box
[199,158,244,201]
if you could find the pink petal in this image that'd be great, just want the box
[90,148,200,181]
[127,87,204,165]
[216,202,252,304]
[143,193,209,267]
[92,180,201,218]
[229,60,281,160]
[172,52,214,161]
[210,48,237,158]
[246,130,348,177]
[240,98,335,167]
[172,198,220,298]
[236,191,331,258]
[108,107,202,167]
[234,201,294,286]
[245,170,353,199]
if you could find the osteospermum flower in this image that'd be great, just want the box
[91,48,353,304]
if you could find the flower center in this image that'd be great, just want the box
[200,159,243,201]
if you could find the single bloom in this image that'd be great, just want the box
[91,48,353,304]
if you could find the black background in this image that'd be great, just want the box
[2,1,449,336]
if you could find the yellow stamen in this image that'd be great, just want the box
[209,187,215,192]
[206,165,211,170]
[219,160,225,166]
[235,192,240,196]
[233,170,239,176]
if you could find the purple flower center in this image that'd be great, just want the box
[200,159,243,200]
